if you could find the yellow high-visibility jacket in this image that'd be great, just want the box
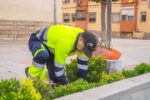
[35,25,88,70]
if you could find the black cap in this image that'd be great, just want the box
[81,31,98,58]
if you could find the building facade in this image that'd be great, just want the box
[137,0,150,38]
[62,0,150,39]
[0,0,62,41]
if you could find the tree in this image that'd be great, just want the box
[107,0,112,47]
[90,0,118,46]
[54,0,57,25]
[91,0,107,43]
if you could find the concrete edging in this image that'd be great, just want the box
[56,73,150,100]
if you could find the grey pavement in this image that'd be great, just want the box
[0,39,150,80]
[112,39,150,69]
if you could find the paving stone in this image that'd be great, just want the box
[0,39,150,80]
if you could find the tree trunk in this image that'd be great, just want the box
[107,0,112,47]
[54,0,57,25]
[101,2,106,43]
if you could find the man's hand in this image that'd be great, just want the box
[42,80,60,88]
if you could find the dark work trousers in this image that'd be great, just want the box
[28,32,58,83]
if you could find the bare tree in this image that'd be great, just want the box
[54,0,57,25]
[90,0,118,46]
[107,0,112,47]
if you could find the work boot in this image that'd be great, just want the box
[25,67,40,80]
[25,67,29,78]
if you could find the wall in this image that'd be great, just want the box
[0,0,62,41]
[137,0,150,38]
[0,20,53,41]
[87,1,121,37]
[56,73,150,100]
[112,3,121,33]
[75,0,88,30]
[62,0,150,39]
[120,0,138,32]
[62,0,76,26]
[0,0,62,22]
[62,1,121,37]
[87,2,101,32]
[87,2,121,32]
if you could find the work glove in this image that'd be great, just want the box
[57,74,68,85]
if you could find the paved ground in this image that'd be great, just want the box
[0,39,150,81]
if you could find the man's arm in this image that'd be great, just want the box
[77,53,88,80]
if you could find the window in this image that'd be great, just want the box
[64,0,70,3]
[112,13,120,22]
[63,13,70,22]
[78,0,82,5]
[122,15,127,21]
[76,10,85,20]
[121,9,134,21]
[141,12,146,22]
[72,14,76,22]
[128,16,134,21]
[89,13,96,22]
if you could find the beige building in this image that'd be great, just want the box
[62,0,76,26]
[62,0,150,39]
[87,2,121,36]
[62,0,121,37]
[0,0,62,41]
[137,0,150,36]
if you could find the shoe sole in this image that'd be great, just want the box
[25,67,29,77]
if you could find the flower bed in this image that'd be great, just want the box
[93,43,121,60]
[0,57,150,100]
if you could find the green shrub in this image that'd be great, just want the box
[0,78,20,96]
[100,71,125,83]
[134,63,150,75]
[87,57,106,82]
[0,77,107,100]
[33,80,52,98]
[49,79,107,99]
[122,70,137,78]
[3,63,150,100]
[19,78,41,100]
[122,63,150,78]
[0,78,41,100]
[65,56,107,83]
[65,59,79,83]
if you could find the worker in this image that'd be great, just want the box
[25,25,98,85]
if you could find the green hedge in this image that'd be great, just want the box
[49,79,107,99]
[33,80,51,98]
[65,59,79,83]
[0,60,150,99]
[65,56,107,83]
[122,63,150,78]
[100,71,125,83]
[0,78,41,100]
